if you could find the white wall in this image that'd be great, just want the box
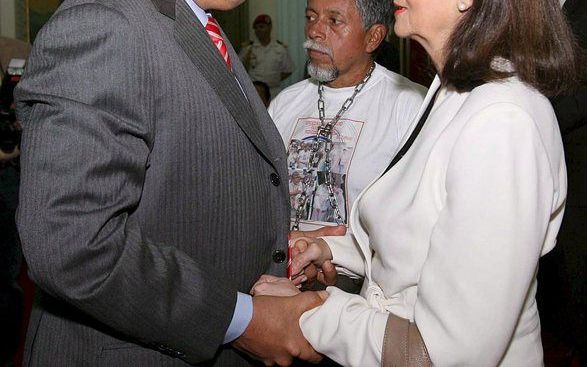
[275,0,306,88]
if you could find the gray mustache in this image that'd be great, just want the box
[303,39,334,58]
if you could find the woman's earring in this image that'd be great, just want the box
[457,1,468,11]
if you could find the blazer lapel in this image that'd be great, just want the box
[171,0,275,167]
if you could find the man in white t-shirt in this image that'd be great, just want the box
[269,0,426,240]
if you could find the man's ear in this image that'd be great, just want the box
[365,24,387,54]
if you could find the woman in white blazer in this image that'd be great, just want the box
[252,0,582,365]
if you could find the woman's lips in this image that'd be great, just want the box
[394,4,407,16]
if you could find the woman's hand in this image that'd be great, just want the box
[291,237,337,286]
[251,275,301,297]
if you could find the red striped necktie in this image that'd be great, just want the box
[205,15,232,70]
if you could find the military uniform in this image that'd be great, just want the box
[239,39,293,98]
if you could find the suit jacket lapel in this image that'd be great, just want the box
[171,0,275,167]
[228,37,287,164]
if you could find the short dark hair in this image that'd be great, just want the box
[354,0,393,30]
[442,0,583,97]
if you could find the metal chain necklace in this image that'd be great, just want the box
[292,64,375,230]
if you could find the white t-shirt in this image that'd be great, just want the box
[269,63,426,231]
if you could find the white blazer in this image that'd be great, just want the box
[300,75,566,366]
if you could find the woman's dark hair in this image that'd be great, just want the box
[442,0,583,97]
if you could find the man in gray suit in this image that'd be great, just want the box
[15,0,328,365]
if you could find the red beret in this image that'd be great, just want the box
[253,14,272,26]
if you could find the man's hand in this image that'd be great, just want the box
[232,292,325,366]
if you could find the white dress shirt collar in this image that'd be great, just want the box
[184,0,209,26]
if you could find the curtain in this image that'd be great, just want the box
[213,3,249,54]
[276,0,307,89]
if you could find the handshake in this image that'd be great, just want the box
[232,225,346,366]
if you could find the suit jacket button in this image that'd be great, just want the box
[272,249,286,263]
[269,173,281,186]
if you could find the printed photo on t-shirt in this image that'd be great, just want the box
[287,117,364,226]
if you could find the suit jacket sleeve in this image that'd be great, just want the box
[15,4,236,363]
[326,235,366,277]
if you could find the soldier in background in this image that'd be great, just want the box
[239,14,294,98]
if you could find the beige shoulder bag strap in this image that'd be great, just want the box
[381,313,432,367]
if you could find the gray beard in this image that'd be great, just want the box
[307,62,339,83]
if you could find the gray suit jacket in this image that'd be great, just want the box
[15,0,289,365]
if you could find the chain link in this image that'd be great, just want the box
[292,64,375,230]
